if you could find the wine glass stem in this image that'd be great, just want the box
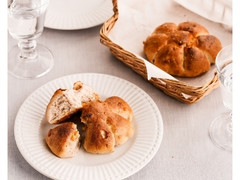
[227,112,232,134]
[18,39,37,60]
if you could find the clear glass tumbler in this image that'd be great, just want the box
[8,0,54,79]
[209,44,232,151]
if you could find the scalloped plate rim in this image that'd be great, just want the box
[44,0,113,30]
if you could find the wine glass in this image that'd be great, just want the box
[8,0,54,79]
[209,44,232,151]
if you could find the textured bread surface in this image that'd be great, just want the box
[143,22,222,77]
[46,122,80,158]
[81,96,134,154]
[45,81,100,124]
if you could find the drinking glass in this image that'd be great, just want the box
[209,44,232,151]
[8,0,54,79]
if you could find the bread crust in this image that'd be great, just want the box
[81,97,134,154]
[143,21,222,77]
[46,122,80,158]
[105,96,133,121]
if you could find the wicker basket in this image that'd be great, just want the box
[100,0,219,104]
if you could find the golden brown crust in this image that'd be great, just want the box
[178,21,209,36]
[197,35,222,64]
[143,34,168,63]
[143,21,222,77]
[81,100,115,154]
[104,96,133,121]
[183,46,210,77]
[153,22,178,34]
[83,120,115,154]
[106,113,134,146]
[81,97,134,154]
[154,44,184,75]
[46,122,80,158]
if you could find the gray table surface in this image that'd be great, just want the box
[8,22,232,180]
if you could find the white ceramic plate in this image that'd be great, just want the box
[14,73,163,180]
[44,0,113,30]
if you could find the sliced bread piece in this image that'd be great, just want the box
[46,122,80,158]
[46,81,100,124]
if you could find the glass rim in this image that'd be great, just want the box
[9,0,49,11]
[215,44,232,73]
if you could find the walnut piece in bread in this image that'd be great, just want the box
[143,22,222,77]
[46,122,80,158]
[45,81,100,124]
[81,96,134,154]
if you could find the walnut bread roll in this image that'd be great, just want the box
[45,81,100,124]
[46,122,80,158]
[81,96,134,154]
[143,21,222,77]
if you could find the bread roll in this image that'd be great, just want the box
[143,22,222,77]
[46,122,80,158]
[45,81,100,124]
[81,97,134,154]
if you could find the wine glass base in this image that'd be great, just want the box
[209,111,232,152]
[8,44,54,79]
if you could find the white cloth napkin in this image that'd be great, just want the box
[108,0,232,86]
[174,0,232,28]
